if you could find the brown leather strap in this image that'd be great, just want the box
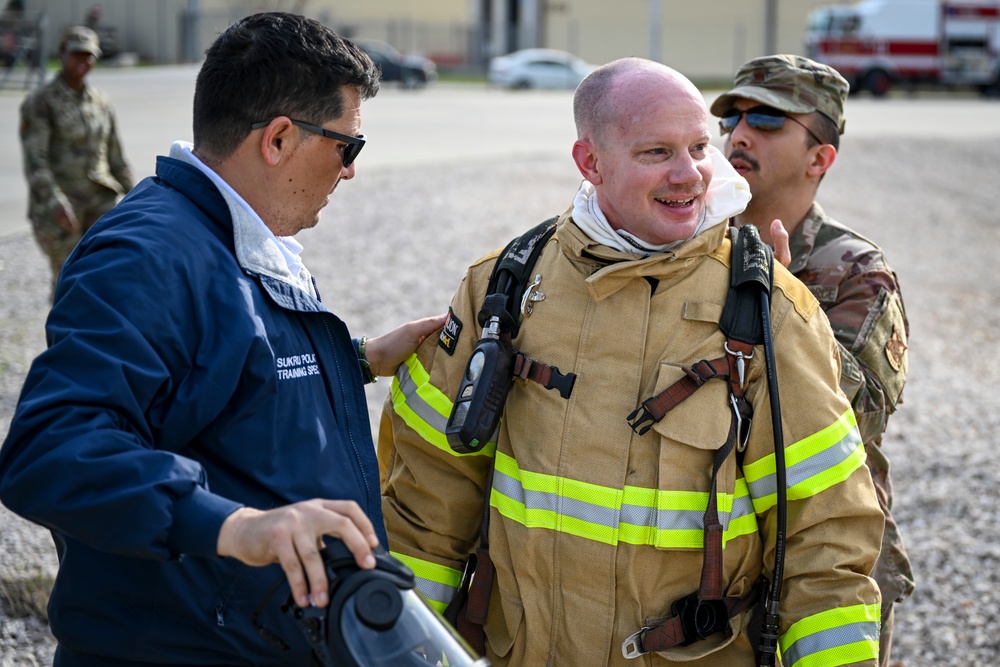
[513,353,576,398]
[655,356,728,416]
[624,341,758,656]
[466,546,495,626]
[457,604,485,655]
[456,547,494,654]
[699,410,742,599]
[453,466,497,655]
[639,589,760,653]
[628,337,754,436]
[639,614,687,652]
[627,354,734,435]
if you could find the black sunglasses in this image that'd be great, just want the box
[718,106,823,145]
[250,119,366,167]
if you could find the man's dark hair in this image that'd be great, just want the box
[193,12,380,161]
[806,112,840,151]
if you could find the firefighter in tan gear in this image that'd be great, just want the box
[379,58,884,666]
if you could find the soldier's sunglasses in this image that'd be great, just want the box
[718,106,822,144]
[250,119,366,167]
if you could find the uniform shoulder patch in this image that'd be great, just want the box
[857,289,908,407]
[884,323,907,372]
[438,307,463,356]
[807,284,839,304]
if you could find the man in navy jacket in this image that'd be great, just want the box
[0,12,443,666]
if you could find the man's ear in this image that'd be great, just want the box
[258,117,295,167]
[807,143,837,179]
[572,139,602,185]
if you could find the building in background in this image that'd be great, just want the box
[10,0,853,81]
[8,0,474,69]
[494,0,850,80]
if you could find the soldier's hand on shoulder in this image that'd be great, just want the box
[771,219,791,268]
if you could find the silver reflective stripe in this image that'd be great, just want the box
[730,493,755,526]
[413,575,459,607]
[747,427,862,499]
[492,462,756,541]
[621,501,704,532]
[782,621,880,667]
[397,361,449,434]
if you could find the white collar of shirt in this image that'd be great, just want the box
[169,141,310,286]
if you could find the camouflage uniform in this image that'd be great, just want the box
[789,202,915,666]
[19,73,133,291]
[713,55,914,667]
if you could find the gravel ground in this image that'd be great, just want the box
[1,137,998,666]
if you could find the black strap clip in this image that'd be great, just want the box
[546,365,577,399]
[671,593,730,646]
[626,400,658,436]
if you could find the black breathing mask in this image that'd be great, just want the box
[257,540,490,667]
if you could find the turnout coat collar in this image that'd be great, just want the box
[556,209,730,302]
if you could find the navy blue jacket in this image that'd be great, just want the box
[0,156,385,665]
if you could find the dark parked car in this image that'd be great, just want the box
[354,38,437,89]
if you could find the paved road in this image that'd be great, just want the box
[1,64,999,240]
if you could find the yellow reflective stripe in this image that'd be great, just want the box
[390,354,495,457]
[390,551,463,613]
[401,354,454,416]
[780,603,881,667]
[490,452,758,548]
[744,409,864,513]
[725,479,759,543]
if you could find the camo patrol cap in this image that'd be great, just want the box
[60,26,102,58]
[710,54,849,134]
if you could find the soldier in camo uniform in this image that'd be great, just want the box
[712,54,914,666]
[19,25,132,297]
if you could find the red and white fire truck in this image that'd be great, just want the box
[805,0,1000,96]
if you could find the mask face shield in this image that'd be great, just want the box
[277,541,489,667]
[339,581,488,666]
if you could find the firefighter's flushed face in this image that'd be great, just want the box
[573,68,713,245]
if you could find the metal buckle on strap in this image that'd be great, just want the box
[724,341,754,389]
[520,273,545,317]
[459,552,478,593]
[621,627,650,659]
[730,393,752,452]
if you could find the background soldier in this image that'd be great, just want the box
[19,25,132,297]
[713,54,915,666]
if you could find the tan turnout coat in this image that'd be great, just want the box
[380,213,883,666]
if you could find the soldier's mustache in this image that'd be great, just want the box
[728,149,759,172]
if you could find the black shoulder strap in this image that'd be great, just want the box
[720,224,774,345]
[478,216,559,338]
[721,225,786,667]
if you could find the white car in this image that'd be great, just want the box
[488,48,596,90]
